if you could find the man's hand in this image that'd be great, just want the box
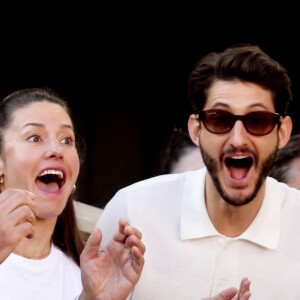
[202,277,251,300]
[79,218,145,300]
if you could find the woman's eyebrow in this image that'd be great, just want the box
[61,124,74,130]
[22,123,44,129]
[21,123,73,130]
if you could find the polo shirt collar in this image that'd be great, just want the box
[180,168,282,250]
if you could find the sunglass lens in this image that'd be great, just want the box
[204,110,233,134]
[245,112,278,135]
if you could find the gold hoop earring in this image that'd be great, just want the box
[0,175,4,185]
[72,184,76,193]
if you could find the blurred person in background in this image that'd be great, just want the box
[269,132,300,189]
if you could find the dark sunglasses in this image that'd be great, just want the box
[197,109,281,136]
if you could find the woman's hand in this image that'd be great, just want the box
[79,218,145,300]
[0,188,36,263]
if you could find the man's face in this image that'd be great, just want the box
[198,80,280,206]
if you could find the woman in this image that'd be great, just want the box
[0,88,145,300]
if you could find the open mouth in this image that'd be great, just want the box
[225,156,253,180]
[36,169,65,193]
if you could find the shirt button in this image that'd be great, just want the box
[218,280,225,287]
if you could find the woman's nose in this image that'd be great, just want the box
[44,140,63,159]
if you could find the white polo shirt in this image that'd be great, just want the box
[97,168,300,300]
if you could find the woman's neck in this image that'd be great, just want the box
[13,217,57,259]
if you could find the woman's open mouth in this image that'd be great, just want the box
[35,169,65,193]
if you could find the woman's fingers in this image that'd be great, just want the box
[0,188,36,216]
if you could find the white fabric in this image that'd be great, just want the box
[0,243,82,300]
[97,167,300,300]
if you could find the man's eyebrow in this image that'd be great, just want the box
[22,123,74,130]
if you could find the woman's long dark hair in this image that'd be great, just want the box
[0,87,84,265]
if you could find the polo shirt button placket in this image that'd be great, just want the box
[217,279,225,288]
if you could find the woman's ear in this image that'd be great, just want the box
[278,116,293,149]
[0,157,4,191]
[188,114,201,146]
[0,156,4,175]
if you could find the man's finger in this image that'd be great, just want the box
[236,277,251,299]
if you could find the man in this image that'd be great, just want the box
[269,133,300,189]
[96,44,299,299]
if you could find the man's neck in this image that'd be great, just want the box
[205,174,265,238]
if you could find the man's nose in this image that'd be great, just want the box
[227,120,250,147]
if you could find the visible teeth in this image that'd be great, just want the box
[231,156,248,159]
[39,170,63,179]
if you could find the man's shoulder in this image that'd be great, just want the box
[121,168,205,193]
[267,176,300,205]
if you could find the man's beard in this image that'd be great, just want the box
[199,143,278,206]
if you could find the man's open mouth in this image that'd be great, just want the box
[36,169,65,193]
[225,156,253,180]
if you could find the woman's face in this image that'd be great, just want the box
[0,101,80,218]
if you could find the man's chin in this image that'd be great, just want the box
[223,195,254,206]
[219,185,259,206]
